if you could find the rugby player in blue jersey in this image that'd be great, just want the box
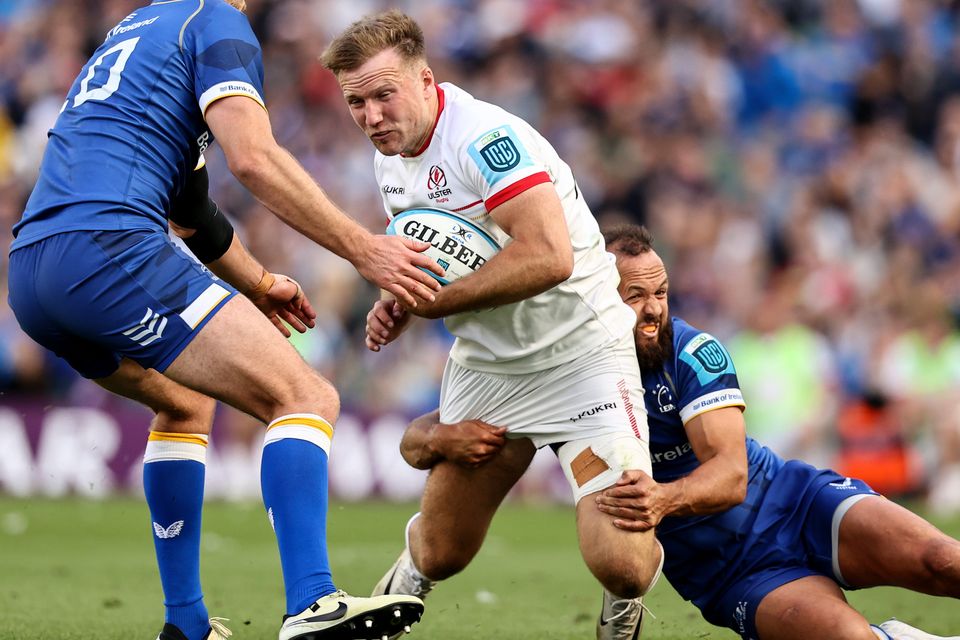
[6,2,436,639]
[381,224,960,640]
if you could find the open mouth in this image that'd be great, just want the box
[639,322,659,338]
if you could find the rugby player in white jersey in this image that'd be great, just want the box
[321,9,662,638]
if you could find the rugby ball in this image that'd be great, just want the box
[387,207,501,285]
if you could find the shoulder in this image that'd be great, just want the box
[439,82,534,148]
[185,0,256,41]
[672,317,736,376]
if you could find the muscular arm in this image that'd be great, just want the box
[597,407,748,531]
[408,183,575,319]
[400,410,508,470]
[204,96,442,307]
[657,407,748,516]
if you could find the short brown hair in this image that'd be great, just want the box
[603,224,655,257]
[321,10,426,75]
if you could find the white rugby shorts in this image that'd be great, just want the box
[440,332,651,502]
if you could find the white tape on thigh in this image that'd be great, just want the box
[557,433,652,503]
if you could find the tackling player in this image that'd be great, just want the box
[322,10,662,638]
[397,224,960,640]
[6,1,436,639]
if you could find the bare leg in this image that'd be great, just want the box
[163,294,338,423]
[577,494,661,598]
[96,357,216,434]
[838,495,960,596]
[411,437,536,579]
[96,358,217,640]
[755,576,878,640]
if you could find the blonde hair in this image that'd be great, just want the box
[321,10,425,75]
[225,0,247,12]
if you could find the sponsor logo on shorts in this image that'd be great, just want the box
[123,308,167,346]
[829,477,857,490]
[568,402,617,423]
[382,185,405,195]
[734,600,748,635]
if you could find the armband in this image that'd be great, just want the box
[168,165,235,263]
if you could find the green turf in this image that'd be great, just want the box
[1,497,959,639]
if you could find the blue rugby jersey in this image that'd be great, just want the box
[643,317,785,604]
[12,0,264,249]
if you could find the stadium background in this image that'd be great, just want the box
[2,0,960,637]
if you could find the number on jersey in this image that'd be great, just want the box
[70,37,140,109]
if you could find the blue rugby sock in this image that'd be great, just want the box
[144,432,210,640]
[261,414,336,614]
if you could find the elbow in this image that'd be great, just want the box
[225,147,272,186]
[543,248,574,286]
[726,469,748,508]
[400,444,430,470]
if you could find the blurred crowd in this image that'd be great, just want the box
[3,0,960,510]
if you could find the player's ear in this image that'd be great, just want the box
[420,65,434,94]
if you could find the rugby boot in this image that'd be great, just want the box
[279,589,423,640]
[596,589,645,640]
[372,548,437,600]
[880,619,960,640]
[156,617,232,640]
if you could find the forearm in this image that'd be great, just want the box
[417,240,568,318]
[205,233,270,295]
[658,458,747,518]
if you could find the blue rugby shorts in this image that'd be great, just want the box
[8,229,237,378]
[700,460,877,639]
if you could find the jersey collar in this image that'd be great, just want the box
[402,84,445,158]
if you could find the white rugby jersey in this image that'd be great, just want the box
[376,82,635,374]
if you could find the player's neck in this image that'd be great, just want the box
[403,84,442,157]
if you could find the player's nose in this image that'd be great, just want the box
[364,102,384,126]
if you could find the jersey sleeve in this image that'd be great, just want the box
[187,3,266,116]
[456,118,552,212]
[674,331,746,423]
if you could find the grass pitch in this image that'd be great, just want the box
[1,497,959,639]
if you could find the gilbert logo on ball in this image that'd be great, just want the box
[387,207,501,285]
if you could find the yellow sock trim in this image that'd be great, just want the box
[267,415,333,439]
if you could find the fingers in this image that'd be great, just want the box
[279,307,308,334]
[366,301,396,347]
[385,282,420,309]
[270,315,291,338]
[612,518,654,532]
[401,238,446,279]
[616,469,644,485]
[365,334,381,352]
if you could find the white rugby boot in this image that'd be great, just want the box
[156,617,232,640]
[371,548,437,600]
[596,590,646,640]
[879,619,960,640]
[278,590,423,640]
